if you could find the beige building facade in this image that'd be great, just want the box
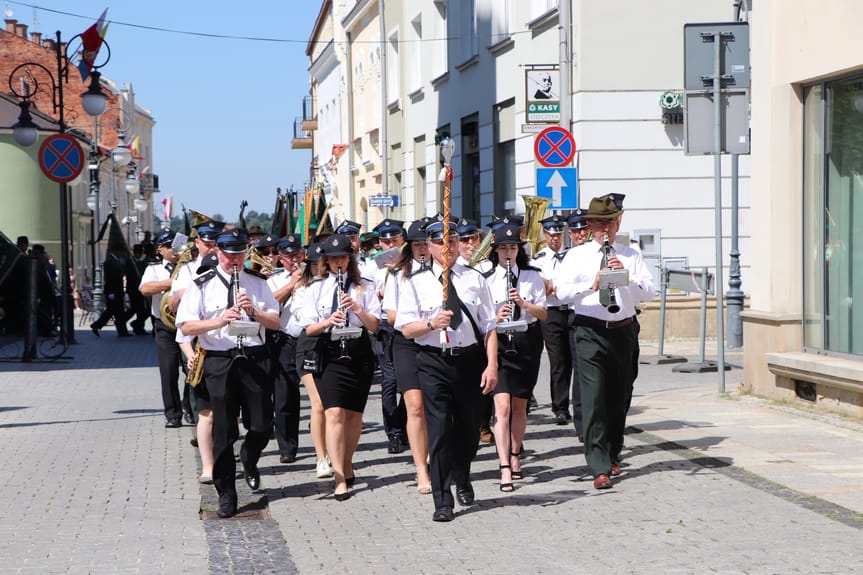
[743,0,863,418]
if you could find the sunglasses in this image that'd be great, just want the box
[257,248,277,256]
[459,235,479,243]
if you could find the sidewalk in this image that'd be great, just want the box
[0,329,861,573]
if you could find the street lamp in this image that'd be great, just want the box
[7,30,112,346]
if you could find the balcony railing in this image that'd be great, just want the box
[301,95,317,131]
[140,172,159,192]
[291,118,312,149]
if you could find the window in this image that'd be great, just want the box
[493,99,516,216]
[387,29,400,105]
[432,0,448,79]
[408,14,423,94]
[461,115,480,223]
[492,0,512,42]
[531,0,559,19]
[460,0,477,62]
[803,75,863,355]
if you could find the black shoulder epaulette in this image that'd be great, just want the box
[408,266,432,279]
[270,268,286,276]
[480,268,495,279]
[553,248,569,262]
[523,265,542,273]
[532,251,547,260]
[306,277,322,287]
[194,270,216,286]
[243,268,268,280]
[148,261,161,266]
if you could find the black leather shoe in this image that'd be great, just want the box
[554,412,569,425]
[217,496,237,518]
[456,483,475,506]
[279,453,297,464]
[165,418,181,428]
[387,435,404,454]
[432,506,454,522]
[333,490,351,502]
[183,412,195,425]
[90,324,100,337]
[240,444,261,491]
[190,437,199,447]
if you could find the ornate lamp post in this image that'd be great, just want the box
[8,30,111,345]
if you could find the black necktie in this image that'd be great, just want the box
[439,271,463,329]
[227,274,235,308]
[507,269,521,320]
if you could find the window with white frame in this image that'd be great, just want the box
[387,28,400,105]
[531,0,558,20]
[408,14,423,93]
[492,0,512,43]
[432,0,448,79]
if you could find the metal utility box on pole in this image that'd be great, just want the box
[682,21,750,393]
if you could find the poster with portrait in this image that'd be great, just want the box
[525,68,561,123]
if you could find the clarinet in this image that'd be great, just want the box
[336,267,350,360]
[601,235,621,314]
[503,258,518,357]
[231,264,246,355]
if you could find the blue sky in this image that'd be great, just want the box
[6,1,322,221]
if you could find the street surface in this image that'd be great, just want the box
[1,322,862,574]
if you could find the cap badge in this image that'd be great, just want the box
[332,238,339,246]
[505,228,513,237]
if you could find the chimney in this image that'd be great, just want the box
[42,39,55,51]
[15,23,27,38]
[5,18,17,34]
[30,31,41,44]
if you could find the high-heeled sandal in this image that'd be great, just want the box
[499,463,514,492]
[510,449,524,480]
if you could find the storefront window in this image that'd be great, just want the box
[803,76,863,355]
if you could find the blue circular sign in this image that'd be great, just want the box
[38,134,85,183]
[534,126,576,168]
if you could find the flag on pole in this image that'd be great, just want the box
[130,136,142,160]
[160,196,173,221]
[77,8,109,81]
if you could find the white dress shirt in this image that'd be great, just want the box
[394,261,496,348]
[140,260,173,318]
[175,267,279,351]
[532,245,568,308]
[487,264,546,325]
[554,240,655,321]
[299,274,381,331]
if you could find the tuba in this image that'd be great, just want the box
[246,245,275,276]
[159,243,194,331]
[186,341,206,387]
[521,194,551,255]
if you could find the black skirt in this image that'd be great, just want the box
[318,331,374,412]
[495,321,543,399]
[392,330,421,392]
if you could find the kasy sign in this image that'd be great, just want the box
[527,102,560,123]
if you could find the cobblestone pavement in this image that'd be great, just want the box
[1,328,863,574]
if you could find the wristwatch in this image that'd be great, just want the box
[427,320,434,331]
[249,307,257,320]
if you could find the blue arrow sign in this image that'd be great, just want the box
[536,167,578,209]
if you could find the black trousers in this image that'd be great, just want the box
[417,346,485,511]
[202,348,273,504]
[376,326,405,438]
[153,317,182,421]
[568,314,583,435]
[92,291,129,334]
[269,331,301,458]
[540,308,573,415]
[575,321,638,478]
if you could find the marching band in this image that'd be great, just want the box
[143,193,653,520]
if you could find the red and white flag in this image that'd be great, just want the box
[160,196,173,221]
